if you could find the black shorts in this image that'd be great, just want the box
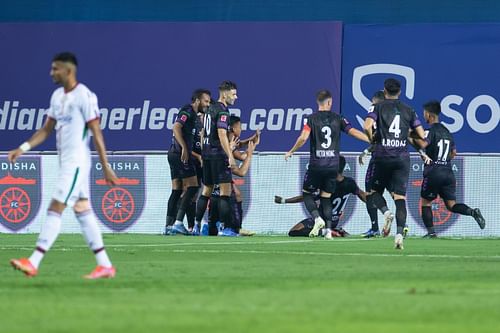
[421,167,456,201]
[371,157,410,196]
[288,218,315,237]
[168,151,197,180]
[202,158,232,186]
[302,168,338,193]
[365,158,393,194]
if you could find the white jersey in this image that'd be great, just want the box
[47,83,100,168]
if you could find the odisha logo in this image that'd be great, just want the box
[96,178,138,224]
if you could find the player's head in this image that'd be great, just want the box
[383,78,401,98]
[316,90,332,110]
[338,155,346,174]
[191,89,211,113]
[219,81,238,106]
[423,100,441,124]
[372,90,385,104]
[50,52,78,85]
[229,115,242,137]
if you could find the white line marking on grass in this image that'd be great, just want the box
[150,248,500,260]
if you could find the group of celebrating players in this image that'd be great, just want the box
[6,52,487,279]
[281,79,485,249]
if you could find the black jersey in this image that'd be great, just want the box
[193,113,204,155]
[202,102,230,159]
[424,123,456,169]
[170,104,197,154]
[304,111,352,169]
[315,176,360,220]
[367,100,421,159]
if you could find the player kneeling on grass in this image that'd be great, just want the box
[8,52,117,279]
[275,156,367,237]
[410,100,485,238]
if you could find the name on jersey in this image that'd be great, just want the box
[1,162,37,171]
[382,138,407,147]
[95,162,141,171]
[316,150,335,157]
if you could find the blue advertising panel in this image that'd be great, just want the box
[0,22,343,152]
[341,24,500,153]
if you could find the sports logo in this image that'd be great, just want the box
[352,63,416,127]
[408,156,464,234]
[0,156,42,232]
[299,155,357,228]
[91,156,145,231]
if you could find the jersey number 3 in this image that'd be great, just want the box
[321,126,332,149]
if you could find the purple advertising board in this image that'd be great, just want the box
[341,24,500,153]
[0,22,343,152]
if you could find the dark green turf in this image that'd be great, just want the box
[1,234,499,333]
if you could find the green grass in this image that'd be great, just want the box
[1,234,499,333]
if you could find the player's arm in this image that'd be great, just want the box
[191,151,202,164]
[347,128,370,143]
[358,144,374,165]
[274,195,304,204]
[8,117,56,163]
[356,189,367,203]
[363,117,375,143]
[285,128,310,161]
[87,120,118,185]
[233,149,247,161]
[450,148,457,159]
[231,141,255,177]
[173,122,189,163]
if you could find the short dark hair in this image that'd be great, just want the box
[339,155,346,173]
[384,78,401,96]
[423,100,441,115]
[219,81,237,91]
[229,115,241,127]
[191,89,211,102]
[316,90,332,103]
[372,90,385,102]
[52,52,78,66]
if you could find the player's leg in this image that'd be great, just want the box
[319,169,337,240]
[11,167,83,276]
[208,195,220,235]
[301,169,325,237]
[288,218,315,237]
[420,171,439,237]
[173,170,199,235]
[441,171,485,229]
[189,162,203,234]
[166,152,183,234]
[195,160,215,233]
[73,198,115,279]
[219,182,238,236]
[391,158,410,250]
[363,159,381,237]
[366,161,394,237]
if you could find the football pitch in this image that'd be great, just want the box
[1,234,499,333]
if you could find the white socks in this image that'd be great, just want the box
[76,210,112,268]
[30,211,62,269]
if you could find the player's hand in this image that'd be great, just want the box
[181,147,189,164]
[103,166,118,186]
[274,195,285,204]
[253,129,261,146]
[7,148,24,163]
[230,136,240,151]
[284,151,293,161]
[247,141,255,154]
[421,153,433,165]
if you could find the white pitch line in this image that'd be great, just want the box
[151,248,500,260]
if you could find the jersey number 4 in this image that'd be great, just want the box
[389,115,401,138]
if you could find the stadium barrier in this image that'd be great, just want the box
[0,152,497,237]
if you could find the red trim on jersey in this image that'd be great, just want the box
[303,123,311,132]
[64,82,79,94]
[86,117,100,125]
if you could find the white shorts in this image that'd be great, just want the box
[52,165,90,207]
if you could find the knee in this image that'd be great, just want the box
[73,199,90,214]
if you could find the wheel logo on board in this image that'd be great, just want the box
[0,156,42,232]
[91,156,145,231]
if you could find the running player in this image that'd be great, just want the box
[195,81,239,236]
[285,90,369,239]
[412,100,485,237]
[165,89,211,235]
[363,78,426,249]
[275,155,367,237]
[9,52,118,278]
